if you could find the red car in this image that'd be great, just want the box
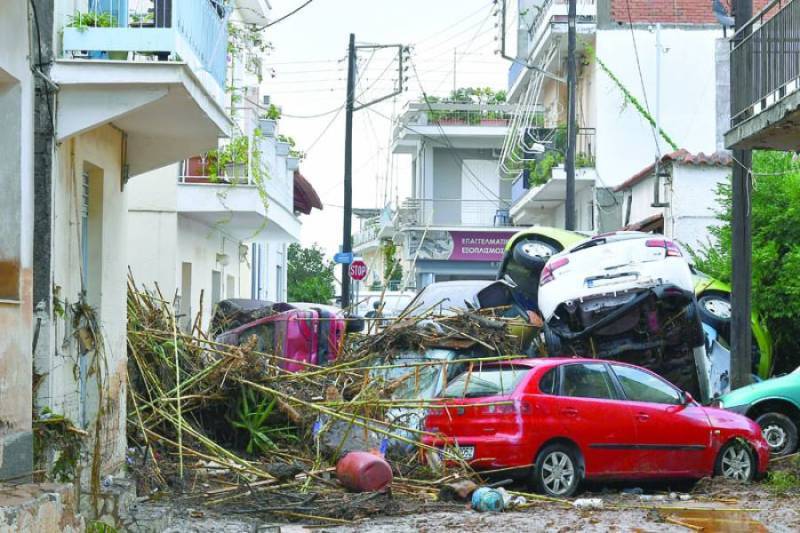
[423,358,769,497]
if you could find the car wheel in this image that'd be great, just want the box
[715,439,755,482]
[512,238,558,272]
[756,412,799,456]
[534,444,581,497]
[698,293,732,334]
[543,323,563,356]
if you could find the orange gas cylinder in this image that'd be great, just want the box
[335,451,393,492]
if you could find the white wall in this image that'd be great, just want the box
[0,0,35,477]
[669,164,729,252]
[595,27,722,187]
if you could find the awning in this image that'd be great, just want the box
[293,170,322,215]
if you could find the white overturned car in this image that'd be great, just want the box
[538,232,709,401]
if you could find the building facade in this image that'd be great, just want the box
[1,0,261,486]
[506,0,737,238]
[354,100,521,290]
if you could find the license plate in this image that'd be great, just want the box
[586,274,637,288]
[441,446,475,461]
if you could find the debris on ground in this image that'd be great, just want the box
[125,279,530,525]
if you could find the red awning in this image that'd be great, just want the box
[293,170,322,215]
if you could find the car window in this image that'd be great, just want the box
[539,367,558,395]
[612,365,682,405]
[441,366,530,398]
[403,282,490,316]
[560,363,617,400]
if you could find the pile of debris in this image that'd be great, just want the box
[126,279,531,524]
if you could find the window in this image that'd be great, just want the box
[441,366,530,398]
[211,270,221,307]
[612,365,682,405]
[226,274,235,299]
[539,368,558,395]
[561,363,616,400]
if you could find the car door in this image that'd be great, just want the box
[552,363,641,477]
[610,364,712,476]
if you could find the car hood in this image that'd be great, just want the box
[702,406,762,434]
[720,371,800,408]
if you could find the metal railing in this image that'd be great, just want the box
[528,0,597,49]
[61,0,229,87]
[399,198,514,227]
[730,0,800,127]
[394,102,517,140]
[353,223,381,247]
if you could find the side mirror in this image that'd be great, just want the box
[682,391,695,405]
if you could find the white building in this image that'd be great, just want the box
[615,149,732,252]
[0,0,37,484]
[1,0,266,492]
[127,4,321,329]
[355,100,521,289]
[505,0,731,236]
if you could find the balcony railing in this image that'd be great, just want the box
[394,102,517,140]
[61,0,229,88]
[399,198,515,228]
[730,0,800,127]
[527,0,597,54]
[353,223,381,248]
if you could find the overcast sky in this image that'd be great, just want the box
[263,0,510,258]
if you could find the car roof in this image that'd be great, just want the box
[419,280,494,290]
[483,357,638,369]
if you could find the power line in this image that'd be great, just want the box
[263,0,315,28]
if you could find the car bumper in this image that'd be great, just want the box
[423,437,533,470]
[753,437,770,474]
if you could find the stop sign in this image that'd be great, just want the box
[349,259,368,281]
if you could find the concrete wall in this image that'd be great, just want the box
[0,0,35,483]
[595,27,722,187]
[668,164,729,252]
[33,125,129,477]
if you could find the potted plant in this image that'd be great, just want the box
[66,11,128,60]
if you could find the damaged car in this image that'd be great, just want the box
[423,358,769,497]
[536,232,708,401]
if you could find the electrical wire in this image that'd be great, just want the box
[624,0,661,158]
[263,0,315,28]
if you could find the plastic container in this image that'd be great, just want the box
[336,451,393,492]
[471,487,504,512]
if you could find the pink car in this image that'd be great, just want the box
[214,301,349,371]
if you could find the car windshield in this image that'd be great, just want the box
[403,281,491,317]
[371,350,456,400]
[441,366,530,398]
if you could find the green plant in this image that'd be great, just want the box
[691,151,800,373]
[67,11,117,31]
[287,243,336,304]
[278,134,304,159]
[33,409,84,483]
[264,104,281,121]
[586,43,679,152]
[129,11,154,25]
[87,522,118,533]
[229,386,295,455]
[766,469,800,493]
[382,240,403,287]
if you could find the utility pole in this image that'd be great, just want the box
[730,0,753,389]
[341,33,356,310]
[564,0,577,230]
[340,35,407,310]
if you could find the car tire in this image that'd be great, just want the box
[697,292,732,335]
[755,412,799,457]
[512,238,557,273]
[543,324,563,356]
[714,439,756,482]
[533,443,582,497]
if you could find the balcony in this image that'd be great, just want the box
[508,0,597,99]
[393,102,515,152]
[176,156,301,241]
[398,198,515,228]
[726,0,800,150]
[51,0,232,176]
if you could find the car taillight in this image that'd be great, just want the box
[479,401,532,415]
[646,238,682,257]
[540,257,569,286]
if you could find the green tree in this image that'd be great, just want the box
[691,151,800,372]
[382,241,403,289]
[287,243,335,304]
